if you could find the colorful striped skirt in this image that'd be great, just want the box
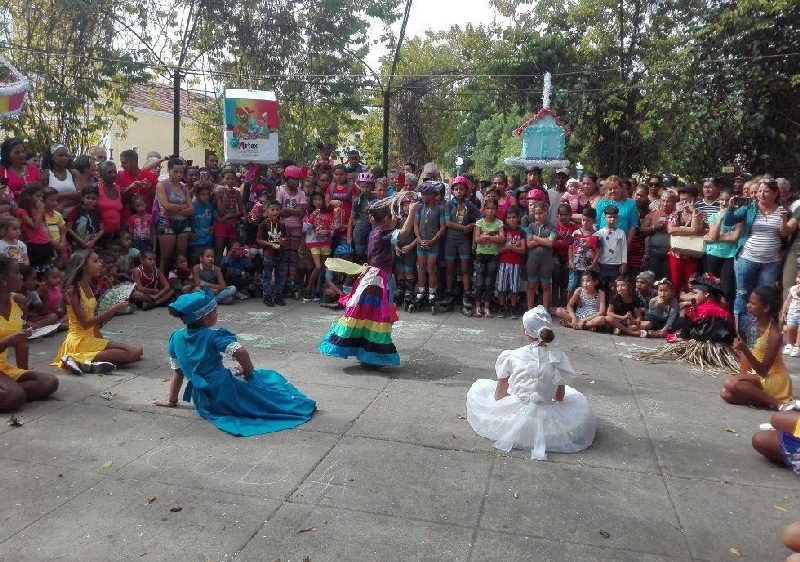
[319,266,400,366]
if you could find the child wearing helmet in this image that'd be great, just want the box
[413,181,447,308]
[348,172,376,263]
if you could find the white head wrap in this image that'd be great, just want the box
[522,305,552,339]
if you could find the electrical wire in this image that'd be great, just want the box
[3,41,800,84]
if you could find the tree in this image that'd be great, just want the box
[196,0,403,165]
[0,0,148,152]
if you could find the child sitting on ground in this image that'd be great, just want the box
[721,286,795,411]
[466,306,596,460]
[115,231,140,281]
[0,217,29,265]
[220,241,252,300]
[38,266,65,328]
[132,250,174,309]
[555,270,606,331]
[168,254,195,295]
[154,288,316,436]
[604,275,643,336]
[635,270,655,308]
[193,247,236,303]
[752,409,800,474]
[52,250,143,375]
[93,251,117,296]
[640,278,680,338]
[20,265,56,328]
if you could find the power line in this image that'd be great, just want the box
[3,41,799,84]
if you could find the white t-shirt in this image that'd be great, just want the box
[0,239,28,264]
[596,227,628,265]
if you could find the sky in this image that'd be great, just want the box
[366,1,506,70]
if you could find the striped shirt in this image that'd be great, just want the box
[694,199,720,222]
[740,209,782,263]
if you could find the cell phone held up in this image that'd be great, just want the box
[731,196,749,209]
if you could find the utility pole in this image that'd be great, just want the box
[173,68,181,157]
[382,0,413,173]
[615,0,624,175]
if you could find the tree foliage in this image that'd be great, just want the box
[0,0,148,152]
[373,0,800,182]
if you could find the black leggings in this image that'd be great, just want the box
[473,254,498,301]
[704,254,735,303]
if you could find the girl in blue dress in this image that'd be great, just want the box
[154,288,316,436]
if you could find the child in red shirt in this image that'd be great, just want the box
[567,206,599,297]
[496,209,526,319]
[553,203,576,306]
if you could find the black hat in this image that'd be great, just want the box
[689,273,723,297]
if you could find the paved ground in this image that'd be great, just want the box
[0,300,798,561]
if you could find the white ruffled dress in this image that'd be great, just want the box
[466,342,596,460]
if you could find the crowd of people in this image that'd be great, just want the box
[1,137,799,474]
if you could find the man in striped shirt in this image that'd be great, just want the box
[694,178,721,222]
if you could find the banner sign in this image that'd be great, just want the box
[223,89,279,164]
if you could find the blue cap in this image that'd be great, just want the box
[333,244,353,256]
[168,287,218,324]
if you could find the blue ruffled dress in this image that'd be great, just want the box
[168,327,316,436]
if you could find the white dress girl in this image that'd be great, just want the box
[466,306,596,460]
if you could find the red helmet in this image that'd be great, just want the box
[284,165,303,179]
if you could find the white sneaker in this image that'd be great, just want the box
[779,400,800,412]
[791,347,800,358]
[61,355,83,375]
[759,423,775,431]
[784,344,794,355]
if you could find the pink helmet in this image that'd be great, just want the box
[357,172,376,183]
[526,188,546,201]
[451,175,470,188]
[284,165,303,179]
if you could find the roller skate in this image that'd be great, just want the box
[428,292,439,315]
[438,292,455,313]
[407,290,424,313]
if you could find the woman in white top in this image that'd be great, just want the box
[724,178,796,322]
[466,306,596,460]
[43,144,79,214]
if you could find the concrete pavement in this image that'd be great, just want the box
[1,301,798,561]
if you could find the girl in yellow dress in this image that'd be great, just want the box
[721,286,796,410]
[51,250,143,374]
[0,257,59,412]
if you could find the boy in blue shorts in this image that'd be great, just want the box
[444,177,480,308]
[414,181,446,307]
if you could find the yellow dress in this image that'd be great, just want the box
[51,286,108,366]
[748,321,793,402]
[0,299,28,381]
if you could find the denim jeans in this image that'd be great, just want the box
[262,254,287,298]
[567,270,585,293]
[733,257,782,316]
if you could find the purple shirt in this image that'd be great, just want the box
[367,226,394,272]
